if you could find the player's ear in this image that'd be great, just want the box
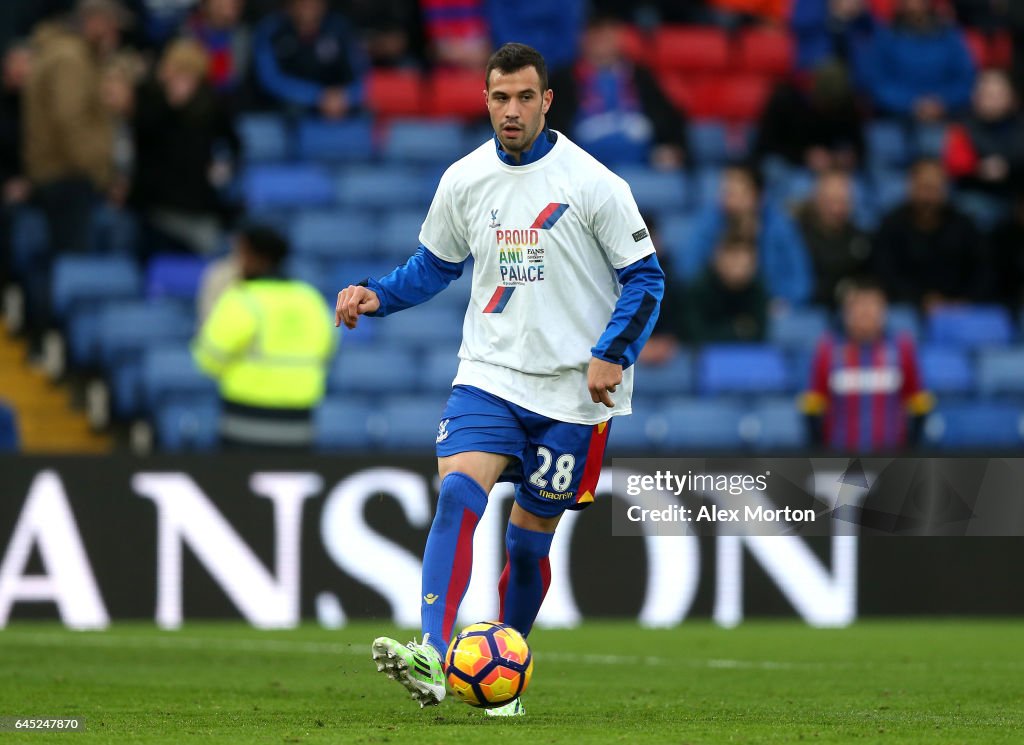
[542,88,553,114]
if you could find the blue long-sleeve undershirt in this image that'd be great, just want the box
[364,246,465,316]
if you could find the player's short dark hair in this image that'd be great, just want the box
[239,224,289,267]
[485,43,548,92]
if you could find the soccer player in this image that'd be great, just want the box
[335,43,664,715]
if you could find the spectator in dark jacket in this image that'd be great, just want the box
[944,69,1024,199]
[253,0,367,118]
[791,0,877,72]
[346,0,424,69]
[754,61,865,172]
[487,0,584,73]
[873,158,989,311]
[547,15,687,171]
[795,170,873,310]
[989,190,1024,311]
[858,0,975,121]
[185,0,250,104]
[684,228,769,345]
[130,38,240,255]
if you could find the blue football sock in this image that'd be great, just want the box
[497,522,554,637]
[421,472,488,660]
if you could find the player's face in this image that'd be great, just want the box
[486,66,553,159]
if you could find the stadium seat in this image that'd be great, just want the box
[154,397,220,452]
[427,70,487,119]
[634,352,694,396]
[295,118,375,162]
[238,113,290,162]
[736,28,794,78]
[687,122,751,166]
[314,396,376,450]
[141,346,217,409]
[918,345,974,395]
[927,305,1013,349]
[376,395,447,448]
[384,119,468,166]
[422,349,460,392]
[715,75,772,122]
[872,169,908,213]
[658,214,695,263]
[327,347,420,395]
[913,123,947,159]
[290,210,377,260]
[867,121,910,170]
[887,304,920,340]
[375,306,464,349]
[367,69,424,117]
[146,253,206,301]
[10,207,49,276]
[377,210,426,260]
[96,301,194,368]
[612,166,687,214]
[0,401,18,452]
[661,397,747,449]
[927,401,1024,449]
[605,409,667,451]
[964,29,1013,70]
[652,27,729,73]
[977,348,1024,396]
[769,307,831,350]
[698,344,790,395]
[619,25,650,66]
[243,164,336,209]
[750,396,806,449]
[336,166,432,210]
[693,167,723,210]
[51,255,142,320]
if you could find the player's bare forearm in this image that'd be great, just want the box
[588,357,623,408]
[335,285,380,329]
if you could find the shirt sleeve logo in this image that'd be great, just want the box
[632,228,649,242]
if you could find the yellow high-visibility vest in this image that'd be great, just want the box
[192,278,335,409]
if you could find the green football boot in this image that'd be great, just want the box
[485,698,526,717]
[371,634,446,707]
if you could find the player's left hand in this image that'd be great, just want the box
[588,357,623,408]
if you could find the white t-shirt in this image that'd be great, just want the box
[419,131,656,425]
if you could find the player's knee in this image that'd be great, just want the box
[436,472,488,521]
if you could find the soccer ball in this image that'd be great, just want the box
[444,621,533,708]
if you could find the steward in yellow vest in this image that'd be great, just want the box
[193,226,335,449]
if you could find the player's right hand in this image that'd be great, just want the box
[335,285,380,329]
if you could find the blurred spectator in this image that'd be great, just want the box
[0,43,31,207]
[990,190,1024,311]
[192,225,335,451]
[25,0,133,255]
[950,0,1008,30]
[791,0,877,72]
[683,227,769,344]
[858,0,975,122]
[795,170,873,309]
[872,158,988,311]
[126,0,196,48]
[345,0,423,69]
[130,38,240,257]
[253,0,367,118]
[708,0,789,26]
[185,0,250,103]
[800,276,933,452]
[944,69,1024,202]
[682,164,814,306]
[421,0,490,70]
[547,15,687,171]
[754,61,865,171]
[487,0,584,73]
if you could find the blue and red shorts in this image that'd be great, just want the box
[435,385,611,518]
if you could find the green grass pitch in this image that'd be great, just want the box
[1,620,1022,743]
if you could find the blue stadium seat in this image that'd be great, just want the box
[612,167,688,214]
[657,214,695,264]
[977,347,1024,396]
[377,395,446,448]
[751,396,806,449]
[926,401,1024,449]
[872,169,908,213]
[336,166,432,210]
[154,397,220,452]
[914,123,947,158]
[10,207,48,276]
[919,345,974,395]
[887,304,921,341]
[0,400,18,452]
[769,307,830,350]
[96,302,193,368]
[88,203,139,255]
[867,120,910,169]
[606,409,667,451]
[238,113,290,162]
[290,211,377,260]
[788,348,815,391]
[927,305,1013,349]
[634,352,693,396]
[51,255,142,320]
[314,397,375,450]
[296,117,374,162]
[142,346,217,409]
[146,253,206,301]
[327,347,419,394]
[377,210,426,259]
[374,306,465,348]
[661,398,747,449]
[244,164,336,209]
[687,122,750,166]
[422,349,460,392]
[384,119,468,166]
[693,168,722,211]
[698,344,790,395]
